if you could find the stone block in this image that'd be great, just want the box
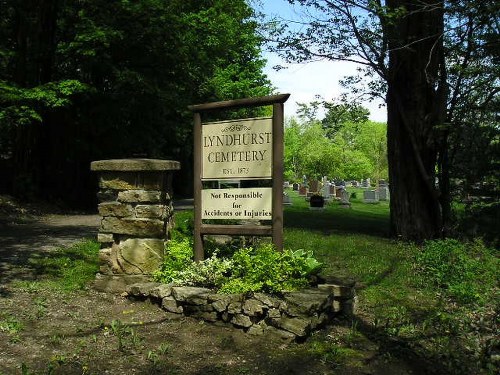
[98,171,169,191]
[283,290,332,316]
[276,317,311,337]
[317,284,354,298]
[242,299,264,317]
[209,294,240,313]
[150,284,173,299]
[192,311,218,322]
[161,296,183,314]
[253,293,280,308]
[171,287,211,305]
[98,202,134,217]
[93,274,149,293]
[97,189,118,203]
[101,217,165,237]
[117,238,165,274]
[231,314,253,328]
[118,190,162,203]
[127,282,161,296]
[227,301,242,314]
[267,308,281,318]
[135,205,167,219]
[97,233,114,243]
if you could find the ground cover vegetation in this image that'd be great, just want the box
[266,0,499,242]
[0,196,498,373]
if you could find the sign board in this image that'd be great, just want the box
[202,187,272,220]
[202,117,272,179]
[189,94,289,261]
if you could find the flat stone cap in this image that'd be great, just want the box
[91,159,181,171]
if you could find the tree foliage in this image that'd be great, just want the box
[284,101,387,182]
[0,0,272,204]
[268,0,499,241]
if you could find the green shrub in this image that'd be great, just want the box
[153,239,323,294]
[170,252,233,289]
[152,238,193,283]
[220,244,323,294]
[415,238,498,305]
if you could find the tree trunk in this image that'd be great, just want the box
[386,0,447,241]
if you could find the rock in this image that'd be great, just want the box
[276,317,311,337]
[135,205,168,219]
[97,233,114,243]
[150,284,173,299]
[253,293,280,308]
[242,299,264,316]
[161,296,183,313]
[283,290,332,316]
[171,287,211,305]
[127,282,160,296]
[101,217,165,237]
[231,314,253,328]
[317,283,354,298]
[98,202,134,217]
[117,190,162,203]
[227,301,242,314]
[117,238,165,274]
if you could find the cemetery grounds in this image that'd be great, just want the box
[0,191,497,375]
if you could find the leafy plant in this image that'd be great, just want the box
[220,243,323,294]
[415,238,498,304]
[153,239,323,294]
[152,238,193,284]
[171,252,233,289]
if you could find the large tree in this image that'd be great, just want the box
[268,0,496,241]
[0,0,271,205]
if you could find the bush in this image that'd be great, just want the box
[153,240,323,295]
[152,238,193,284]
[415,238,498,305]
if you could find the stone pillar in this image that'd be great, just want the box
[90,159,181,293]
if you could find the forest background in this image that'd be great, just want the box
[0,0,498,244]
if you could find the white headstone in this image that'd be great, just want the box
[363,190,379,203]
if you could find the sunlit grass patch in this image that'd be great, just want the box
[12,239,99,293]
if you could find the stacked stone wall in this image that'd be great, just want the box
[127,282,357,341]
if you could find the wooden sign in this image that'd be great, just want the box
[189,94,290,261]
[202,118,272,179]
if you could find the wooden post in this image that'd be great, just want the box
[193,112,204,261]
[272,102,284,251]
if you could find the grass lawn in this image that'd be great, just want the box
[1,193,496,375]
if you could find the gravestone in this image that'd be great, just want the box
[362,178,371,188]
[309,195,324,210]
[322,176,330,200]
[363,189,379,203]
[283,192,292,205]
[329,184,336,197]
[340,189,351,208]
[377,186,390,201]
[298,185,308,196]
[309,180,319,193]
[283,181,290,189]
[292,183,299,191]
[335,187,343,199]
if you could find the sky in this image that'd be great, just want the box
[253,0,387,123]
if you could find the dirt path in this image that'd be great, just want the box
[0,214,100,285]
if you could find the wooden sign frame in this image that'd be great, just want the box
[188,94,290,261]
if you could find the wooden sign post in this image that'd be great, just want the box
[188,94,290,261]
